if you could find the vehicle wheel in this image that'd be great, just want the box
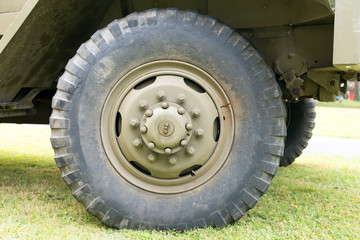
[280,99,316,167]
[50,9,286,230]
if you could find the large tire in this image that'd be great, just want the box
[50,9,286,230]
[280,99,316,167]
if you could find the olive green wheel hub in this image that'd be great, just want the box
[101,61,234,193]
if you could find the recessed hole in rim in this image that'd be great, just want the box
[134,76,156,90]
[116,112,122,137]
[179,165,202,177]
[213,117,220,142]
[184,78,205,93]
[130,161,151,176]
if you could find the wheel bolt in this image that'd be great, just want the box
[161,102,169,109]
[185,122,193,131]
[168,156,178,165]
[177,93,186,103]
[148,153,157,162]
[177,107,185,115]
[139,100,148,109]
[164,148,172,155]
[130,118,139,128]
[148,142,155,149]
[140,125,148,134]
[133,138,142,148]
[180,139,187,147]
[195,128,204,137]
[145,109,153,117]
[186,146,195,155]
[157,90,166,100]
[192,108,201,118]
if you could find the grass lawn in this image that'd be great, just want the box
[0,124,359,239]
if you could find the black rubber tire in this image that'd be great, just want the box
[280,99,316,167]
[50,9,286,230]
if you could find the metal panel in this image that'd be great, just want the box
[0,13,18,34]
[0,0,27,13]
[333,0,360,71]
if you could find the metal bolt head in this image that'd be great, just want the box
[148,142,155,149]
[130,118,139,128]
[164,148,172,155]
[148,153,157,162]
[191,108,200,118]
[145,109,153,117]
[180,139,187,147]
[140,125,148,134]
[186,146,195,155]
[177,107,185,115]
[133,138,142,148]
[138,100,148,109]
[177,93,186,103]
[195,128,204,137]
[168,156,178,165]
[185,122,193,131]
[157,90,166,100]
[161,102,169,109]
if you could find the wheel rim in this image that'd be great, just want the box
[101,61,234,193]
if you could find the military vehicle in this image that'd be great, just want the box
[0,0,357,230]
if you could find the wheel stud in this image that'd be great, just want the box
[164,148,172,155]
[148,142,155,149]
[177,107,185,115]
[157,90,166,100]
[145,109,153,117]
[168,156,178,165]
[130,118,139,128]
[177,93,186,103]
[161,102,169,109]
[186,146,195,155]
[138,100,148,110]
[192,108,200,118]
[195,128,204,137]
[180,139,187,147]
[148,153,157,162]
[140,125,148,134]
[133,138,142,148]
[185,122,193,131]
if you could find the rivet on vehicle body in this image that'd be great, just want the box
[186,146,195,155]
[140,125,148,134]
[148,153,157,162]
[177,93,186,103]
[157,90,166,100]
[133,138,142,148]
[139,100,148,109]
[145,109,153,117]
[161,102,169,109]
[168,156,177,165]
[148,142,155,149]
[130,118,139,128]
[195,128,204,137]
[191,108,200,118]
[177,107,185,115]
[164,148,172,155]
[180,139,187,147]
[185,122,193,131]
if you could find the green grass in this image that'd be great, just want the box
[316,99,360,109]
[0,124,359,239]
[313,106,360,139]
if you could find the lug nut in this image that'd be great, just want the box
[138,100,148,110]
[133,138,142,148]
[168,156,178,165]
[157,90,166,100]
[145,109,153,117]
[130,118,139,128]
[185,122,193,131]
[177,93,186,103]
[191,108,200,118]
[140,125,148,134]
[161,102,169,109]
[177,107,185,115]
[195,128,204,137]
[148,142,155,149]
[148,153,157,162]
[186,146,196,155]
[164,148,172,155]
[180,139,187,147]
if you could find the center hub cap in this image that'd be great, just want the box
[141,102,192,154]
